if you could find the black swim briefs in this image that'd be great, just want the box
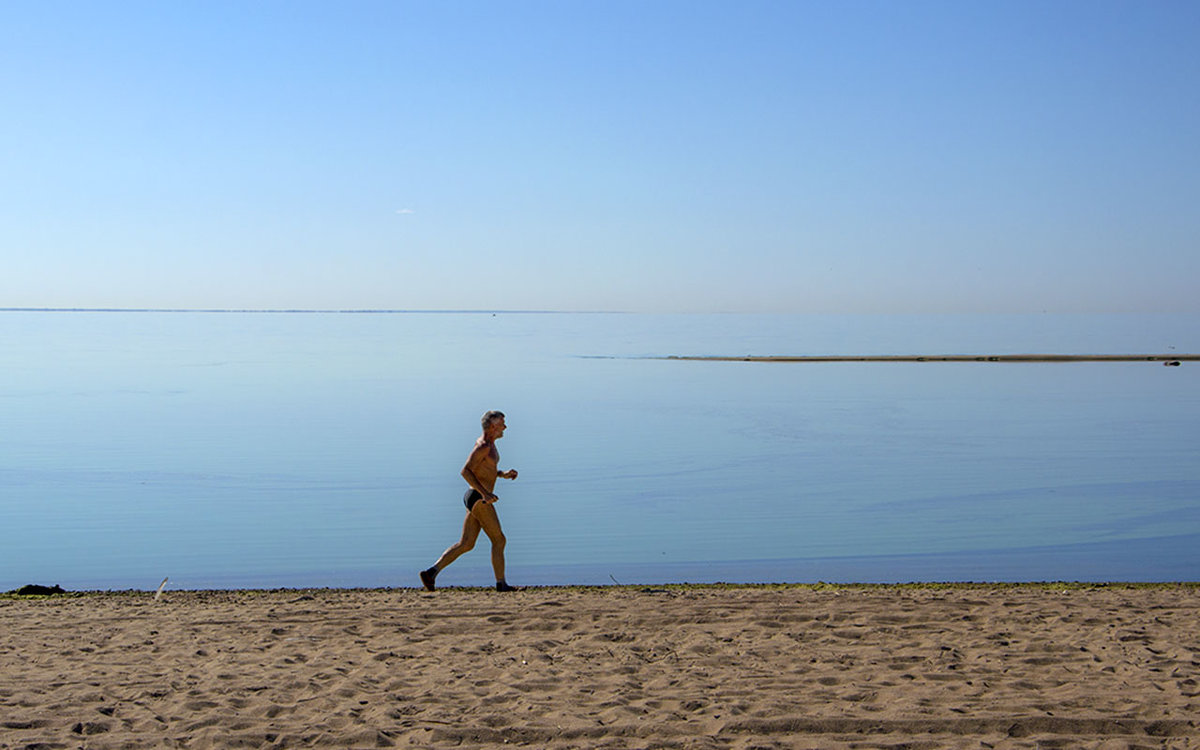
[463,488,483,511]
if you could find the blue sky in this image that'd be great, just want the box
[3,0,1198,313]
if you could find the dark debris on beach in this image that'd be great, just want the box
[5,584,68,597]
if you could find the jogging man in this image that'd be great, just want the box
[420,411,519,592]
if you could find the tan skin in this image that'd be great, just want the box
[431,416,517,581]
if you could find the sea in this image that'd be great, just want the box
[2,310,1198,591]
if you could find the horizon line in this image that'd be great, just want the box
[0,307,626,315]
[3,308,1197,316]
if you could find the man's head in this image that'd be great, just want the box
[481,410,506,437]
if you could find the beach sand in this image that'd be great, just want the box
[2,584,1197,749]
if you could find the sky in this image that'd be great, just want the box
[2,0,1198,313]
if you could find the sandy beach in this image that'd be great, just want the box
[2,584,1197,749]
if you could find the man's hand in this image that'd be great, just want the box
[500,469,518,480]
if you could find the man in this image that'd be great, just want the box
[420,411,520,592]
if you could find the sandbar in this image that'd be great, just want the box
[660,354,1198,363]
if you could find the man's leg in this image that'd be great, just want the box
[423,513,482,590]
[469,502,512,588]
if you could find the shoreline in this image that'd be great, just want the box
[6,580,1200,598]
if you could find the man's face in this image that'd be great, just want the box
[491,417,507,438]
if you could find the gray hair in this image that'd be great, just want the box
[481,410,506,428]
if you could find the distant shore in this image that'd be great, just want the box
[662,353,1197,363]
[3,583,1197,748]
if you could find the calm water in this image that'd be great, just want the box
[3,311,1198,590]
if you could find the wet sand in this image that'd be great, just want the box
[2,584,1197,748]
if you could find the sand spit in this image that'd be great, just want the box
[661,354,1198,363]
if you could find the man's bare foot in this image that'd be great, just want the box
[420,568,437,592]
[496,581,520,592]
